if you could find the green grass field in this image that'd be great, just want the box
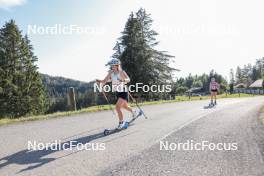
[0,93,256,126]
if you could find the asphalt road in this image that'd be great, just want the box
[0,97,264,176]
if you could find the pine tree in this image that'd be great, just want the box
[236,66,243,84]
[229,69,235,94]
[0,20,46,118]
[230,69,235,84]
[251,66,259,81]
[112,8,176,99]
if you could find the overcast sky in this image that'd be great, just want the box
[0,0,264,82]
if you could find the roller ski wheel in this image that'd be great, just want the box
[104,129,110,136]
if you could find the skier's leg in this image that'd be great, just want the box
[214,92,217,104]
[116,98,127,129]
[116,98,124,122]
[122,101,133,113]
[122,100,138,118]
[119,92,134,115]
[210,91,214,104]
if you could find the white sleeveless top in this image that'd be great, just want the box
[110,71,126,92]
[111,72,121,85]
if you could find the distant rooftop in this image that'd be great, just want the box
[234,83,247,89]
[249,79,263,88]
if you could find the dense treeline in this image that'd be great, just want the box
[42,74,94,113]
[173,58,264,96]
[0,20,106,118]
[233,57,264,86]
[0,20,46,118]
[42,74,111,113]
[172,70,228,95]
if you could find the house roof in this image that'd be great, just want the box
[234,83,247,88]
[249,79,263,88]
[186,87,203,93]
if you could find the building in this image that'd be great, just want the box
[249,79,263,88]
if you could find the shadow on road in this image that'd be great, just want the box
[0,128,135,173]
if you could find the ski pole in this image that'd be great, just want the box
[128,92,148,119]
[101,91,116,116]
[96,81,116,116]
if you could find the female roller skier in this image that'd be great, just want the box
[209,77,220,106]
[96,58,141,129]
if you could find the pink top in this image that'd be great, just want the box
[210,81,219,90]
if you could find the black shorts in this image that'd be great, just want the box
[116,92,128,102]
[211,89,218,92]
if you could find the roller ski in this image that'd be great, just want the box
[204,101,217,109]
[103,110,143,136]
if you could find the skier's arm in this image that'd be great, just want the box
[120,71,130,84]
[209,83,211,91]
[96,71,111,86]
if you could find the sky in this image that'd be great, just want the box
[0,0,264,82]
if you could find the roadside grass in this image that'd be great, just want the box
[0,93,256,126]
[0,105,111,126]
[135,93,254,106]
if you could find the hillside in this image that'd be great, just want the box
[40,74,98,113]
[41,74,93,99]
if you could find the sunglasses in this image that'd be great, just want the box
[111,65,119,68]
